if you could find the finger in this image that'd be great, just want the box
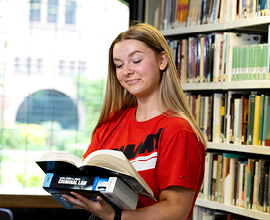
[62,193,87,209]
[70,192,94,206]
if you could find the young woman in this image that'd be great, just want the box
[63,23,206,220]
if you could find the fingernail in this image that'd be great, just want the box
[97,196,102,201]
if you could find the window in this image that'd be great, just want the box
[16,90,79,129]
[70,61,75,75]
[14,57,20,72]
[78,61,87,74]
[30,0,41,22]
[37,59,42,73]
[59,60,65,74]
[65,1,77,24]
[26,58,31,73]
[47,0,59,23]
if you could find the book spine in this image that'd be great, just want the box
[253,95,261,145]
[248,91,257,145]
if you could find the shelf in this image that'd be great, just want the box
[196,198,270,220]
[207,142,270,155]
[181,82,229,91]
[181,80,270,91]
[160,16,270,37]
[160,22,227,37]
[229,81,270,89]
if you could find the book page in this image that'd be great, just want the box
[84,150,154,197]
[37,152,83,167]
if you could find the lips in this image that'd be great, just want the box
[126,79,140,84]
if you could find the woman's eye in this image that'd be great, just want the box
[134,60,141,64]
[115,64,122,69]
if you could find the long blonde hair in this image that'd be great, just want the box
[92,23,207,148]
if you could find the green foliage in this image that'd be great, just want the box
[76,75,106,130]
[19,124,48,145]
[0,124,48,149]
[17,173,44,188]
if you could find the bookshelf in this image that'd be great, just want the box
[196,198,270,220]
[145,0,270,219]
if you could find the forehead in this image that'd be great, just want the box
[113,39,149,55]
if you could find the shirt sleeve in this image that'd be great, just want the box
[158,129,205,191]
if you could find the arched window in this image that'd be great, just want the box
[16,89,79,129]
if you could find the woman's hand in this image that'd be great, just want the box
[62,192,115,220]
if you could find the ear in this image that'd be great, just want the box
[159,51,168,71]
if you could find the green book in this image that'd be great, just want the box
[238,46,243,81]
[232,46,237,81]
[258,44,264,80]
[261,44,268,80]
[253,44,258,80]
[245,45,250,80]
[248,91,257,145]
[258,94,265,145]
[249,45,254,80]
[262,96,270,146]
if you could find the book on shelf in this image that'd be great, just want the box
[36,150,156,201]
[43,174,138,210]
[253,94,262,145]
[262,95,270,146]
[248,91,257,145]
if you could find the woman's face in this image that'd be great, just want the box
[113,39,167,99]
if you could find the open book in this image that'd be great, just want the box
[36,149,155,201]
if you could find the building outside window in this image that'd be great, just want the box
[78,61,86,74]
[26,58,31,73]
[14,57,20,72]
[47,0,59,23]
[65,0,77,24]
[30,0,41,22]
[59,60,65,74]
[37,59,42,73]
[70,61,75,75]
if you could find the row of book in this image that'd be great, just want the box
[232,43,269,81]
[192,206,249,220]
[199,152,270,213]
[168,32,266,84]
[158,0,270,30]
[186,91,270,146]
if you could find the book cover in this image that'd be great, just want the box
[43,173,138,210]
[36,150,155,201]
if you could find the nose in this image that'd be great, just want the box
[123,63,133,76]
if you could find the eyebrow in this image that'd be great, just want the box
[113,50,143,62]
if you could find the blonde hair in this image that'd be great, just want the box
[92,23,207,148]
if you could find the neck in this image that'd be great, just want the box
[135,95,164,122]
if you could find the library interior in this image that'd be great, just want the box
[0,0,270,219]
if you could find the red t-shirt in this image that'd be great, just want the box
[83,106,205,219]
